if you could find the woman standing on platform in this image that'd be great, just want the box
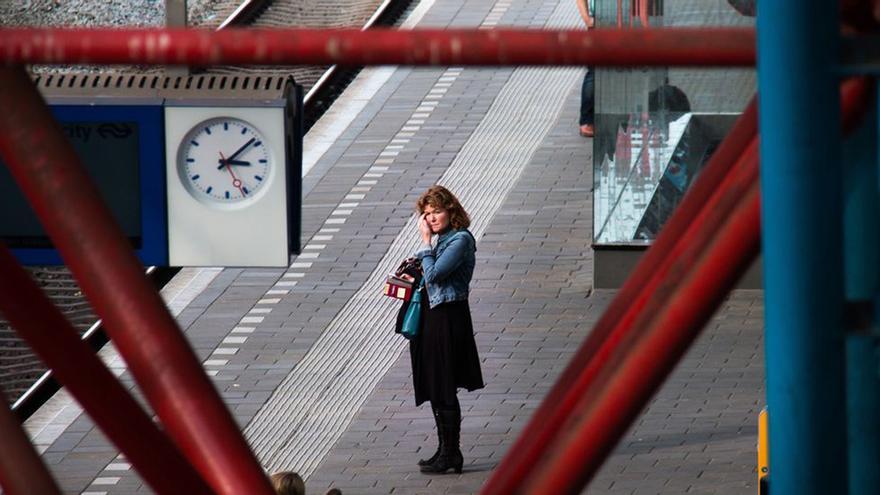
[409,185,484,474]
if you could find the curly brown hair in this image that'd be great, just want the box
[416,185,471,230]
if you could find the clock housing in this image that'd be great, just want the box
[165,105,291,267]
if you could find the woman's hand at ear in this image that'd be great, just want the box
[419,213,433,244]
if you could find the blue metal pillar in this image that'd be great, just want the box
[757,1,848,493]
[843,96,880,494]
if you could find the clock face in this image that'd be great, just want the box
[177,117,273,206]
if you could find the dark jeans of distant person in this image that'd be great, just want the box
[579,67,595,137]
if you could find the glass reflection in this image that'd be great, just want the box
[594,112,690,244]
[591,0,755,245]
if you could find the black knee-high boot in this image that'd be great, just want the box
[418,406,443,467]
[420,405,463,474]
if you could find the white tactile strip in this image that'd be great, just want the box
[243,0,581,477]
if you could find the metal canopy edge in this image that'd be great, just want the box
[32,72,297,104]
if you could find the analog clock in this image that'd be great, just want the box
[176,117,272,206]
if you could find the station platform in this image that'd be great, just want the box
[23,0,765,493]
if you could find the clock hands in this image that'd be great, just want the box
[219,152,246,197]
[222,159,251,166]
[228,137,256,161]
[217,137,256,170]
[182,118,270,203]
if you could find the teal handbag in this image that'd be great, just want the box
[401,279,424,340]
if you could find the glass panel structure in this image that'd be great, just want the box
[591,0,755,245]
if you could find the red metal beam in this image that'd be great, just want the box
[0,27,755,67]
[481,97,759,494]
[487,78,871,494]
[841,77,873,133]
[0,65,274,495]
[0,243,212,494]
[524,177,762,493]
[0,389,61,495]
[511,136,759,492]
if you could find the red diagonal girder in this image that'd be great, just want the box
[483,97,758,495]
[0,243,213,494]
[484,78,871,494]
[0,388,61,495]
[0,66,275,495]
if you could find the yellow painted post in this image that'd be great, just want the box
[758,407,769,494]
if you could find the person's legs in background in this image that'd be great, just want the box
[579,66,595,137]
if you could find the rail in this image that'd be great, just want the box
[0,27,756,67]
[217,0,271,29]
[211,0,414,129]
[303,0,400,107]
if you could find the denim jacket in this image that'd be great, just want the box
[414,228,476,309]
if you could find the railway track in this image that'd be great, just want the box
[0,0,415,419]
[1,266,180,420]
[0,268,98,402]
[203,0,413,130]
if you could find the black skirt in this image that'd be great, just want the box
[407,298,484,406]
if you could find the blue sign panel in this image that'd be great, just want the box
[0,104,167,265]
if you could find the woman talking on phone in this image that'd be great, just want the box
[410,185,484,475]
